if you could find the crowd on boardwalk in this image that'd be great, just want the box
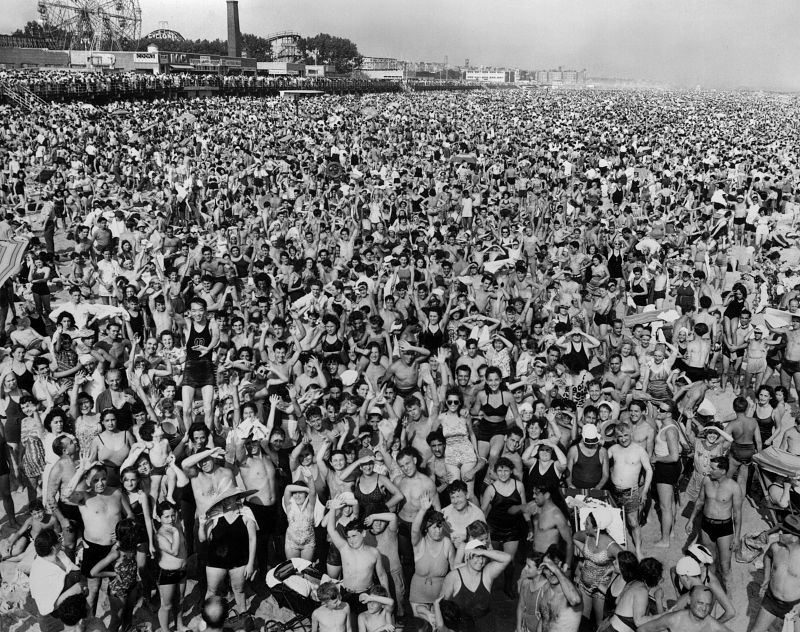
[0,81,799,632]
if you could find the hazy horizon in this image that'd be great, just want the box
[4,0,800,91]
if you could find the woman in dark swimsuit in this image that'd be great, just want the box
[414,298,452,356]
[120,466,156,594]
[351,452,403,517]
[200,489,258,619]
[5,345,35,393]
[481,457,527,594]
[603,550,640,619]
[89,410,134,488]
[629,267,649,311]
[319,315,348,362]
[438,542,512,632]
[754,385,775,442]
[607,557,664,632]
[470,367,520,459]
[0,422,16,527]
[0,371,32,486]
[523,441,566,498]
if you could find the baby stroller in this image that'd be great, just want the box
[265,559,325,632]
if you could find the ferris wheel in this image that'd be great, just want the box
[37,0,142,50]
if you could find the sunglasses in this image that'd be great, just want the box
[446,399,460,405]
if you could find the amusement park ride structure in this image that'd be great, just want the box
[37,0,142,50]
[263,31,302,63]
[33,0,303,62]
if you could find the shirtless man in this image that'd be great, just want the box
[721,309,753,392]
[326,509,389,628]
[687,456,742,587]
[486,427,524,483]
[608,422,653,558]
[454,365,480,410]
[405,397,434,462]
[64,461,133,614]
[775,416,800,507]
[181,446,236,560]
[603,320,626,359]
[382,340,431,397]
[389,446,440,593]
[725,396,761,499]
[750,516,800,632]
[526,484,574,567]
[768,315,800,400]
[229,399,279,574]
[638,585,733,632]
[536,553,583,632]
[602,354,632,404]
[46,435,81,556]
[626,399,656,458]
[681,323,712,382]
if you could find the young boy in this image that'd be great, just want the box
[312,582,351,632]
[155,501,187,632]
[0,499,56,571]
[357,586,395,632]
[363,512,404,618]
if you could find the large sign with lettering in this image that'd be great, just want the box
[134,52,157,63]
[190,57,220,67]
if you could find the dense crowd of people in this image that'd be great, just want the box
[0,70,466,99]
[0,82,800,632]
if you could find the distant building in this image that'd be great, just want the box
[360,56,400,71]
[304,64,335,78]
[530,67,587,85]
[0,46,256,74]
[464,69,516,83]
[256,61,305,76]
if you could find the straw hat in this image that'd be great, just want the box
[205,487,256,517]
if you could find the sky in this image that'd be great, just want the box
[5,0,800,91]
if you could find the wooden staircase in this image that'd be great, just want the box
[0,83,46,111]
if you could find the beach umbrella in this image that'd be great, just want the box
[0,239,29,287]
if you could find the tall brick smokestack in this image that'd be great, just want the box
[227,0,241,58]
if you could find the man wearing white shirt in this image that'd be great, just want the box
[49,286,127,329]
[30,528,84,632]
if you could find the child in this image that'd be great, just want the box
[312,581,351,632]
[357,586,395,632]
[323,491,359,579]
[363,512,404,618]
[0,499,56,571]
[146,422,171,501]
[282,481,317,561]
[155,501,187,632]
[90,518,141,632]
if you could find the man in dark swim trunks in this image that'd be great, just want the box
[750,515,800,631]
[686,456,742,588]
[725,396,760,500]
[767,315,800,401]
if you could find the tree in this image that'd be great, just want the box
[298,33,362,73]
[12,21,50,39]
